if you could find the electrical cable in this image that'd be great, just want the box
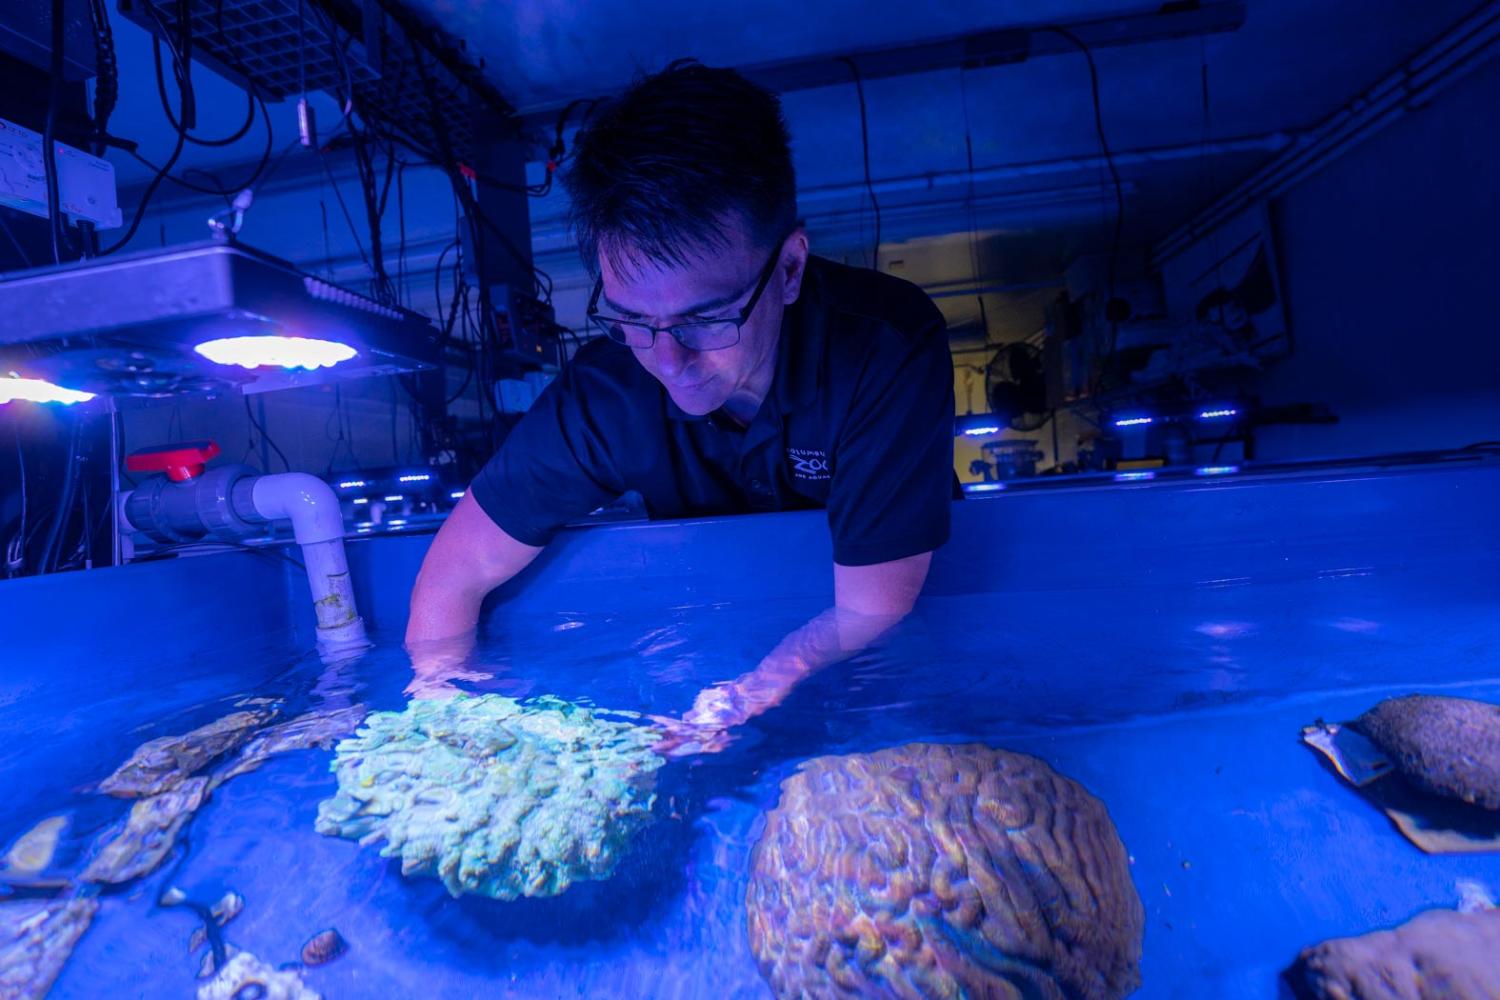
[44,0,69,264]
[1038,25,1124,396]
[149,33,255,146]
[318,155,374,276]
[8,427,27,575]
[243,397,290,472]
[0,213,35,268]
[839,57,882,270]
[87,0,119,154]
[39,417,82,574]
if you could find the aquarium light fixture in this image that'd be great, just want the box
[1197,407,1239,420]
[387,519,408,527]
[449,490,465,500]
[1195,465,1241,476]
[1114,416,1153,428]
[398,473,431,483]
[337,479,368,490]
[966,482,1006,493]
[954,413,1005,437]
[194,335,357,371]
[1114,470,1156,482]
[0,374,95,405]
[383,494,404,502]
[352,497,369,504]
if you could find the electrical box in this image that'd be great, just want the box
[0,116,121,229]
[492,283,561,367]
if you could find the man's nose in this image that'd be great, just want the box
[652,331,693,378]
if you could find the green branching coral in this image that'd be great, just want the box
[315,695,664,899]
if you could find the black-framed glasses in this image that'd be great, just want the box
[585,235,788,352]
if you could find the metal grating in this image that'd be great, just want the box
[116,0,512,165]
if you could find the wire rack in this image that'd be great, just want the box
[116,0,511,164]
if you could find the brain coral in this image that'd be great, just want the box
[315,695,663,899]
[746,743,1143,1000]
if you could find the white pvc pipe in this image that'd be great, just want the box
[250,473,369,656]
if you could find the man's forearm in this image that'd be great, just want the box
[684,551,932,728]
[404,495,543,645]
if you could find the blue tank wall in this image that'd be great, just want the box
[4,458,1496,660]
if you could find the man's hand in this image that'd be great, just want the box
[654,551,934,757]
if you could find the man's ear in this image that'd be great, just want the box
[781,228,810,305]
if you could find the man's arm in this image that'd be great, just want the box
[667,551,932,748]
[404,493,543,696]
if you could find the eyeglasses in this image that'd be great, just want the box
[585,236,788,352]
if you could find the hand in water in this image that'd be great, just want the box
[650,682,746,758]
[404,633,492,700]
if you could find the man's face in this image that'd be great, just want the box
[597,222,808,417]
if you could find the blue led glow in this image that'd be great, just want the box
[337,479,367,490]
[383,494,404,502]
[387,519,407,527]
[1114,471,1156,482]
[1197,408,1239,420]
[0,375,95,405]
[961,425,1002,437]
[966,483,1006,493]
[352,497,369,504]
[398,473,431,483]
[1114,416,1153,428]
[1195,465,1242,476]
[195,335,356,370]
[449,490,465,500]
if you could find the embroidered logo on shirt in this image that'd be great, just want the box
[788,447,831,481]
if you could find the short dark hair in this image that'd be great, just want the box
[563,61,797,277]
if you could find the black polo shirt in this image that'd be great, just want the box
[469,255,954,566]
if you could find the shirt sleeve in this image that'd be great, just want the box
[468,355,623,547]
[826,315,955,566]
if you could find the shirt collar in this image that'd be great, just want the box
[664,256,826,422]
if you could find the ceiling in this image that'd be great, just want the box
[97,0,1487,333]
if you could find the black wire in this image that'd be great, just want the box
[0,213,35,268]
[39,418,82,574]
[88,0,119,154]
[44,0,69,264]
[243,397,290,472]
[318,156,374,275]
[99,104,187,257]
[149,31,255,146]
[1040,25,1124,396]
[839,57,882,270]
[124,92,273,199]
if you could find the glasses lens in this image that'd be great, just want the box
[596,318,655,348]
[672,322,740,352]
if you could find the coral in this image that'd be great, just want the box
[1349,695,1500,810]
[82,777,210,884]
[99,710,275,798]
[196,950,320,1000]
[315,695,664,899]
[0,896,97,1000]
[217,706,366,782]
[299,928,347,966]
[746,742,1143,1000]
[1284,907,1500,999]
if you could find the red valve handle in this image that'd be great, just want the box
[126,440,221,482]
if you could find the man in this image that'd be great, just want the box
[406,62,954,752]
